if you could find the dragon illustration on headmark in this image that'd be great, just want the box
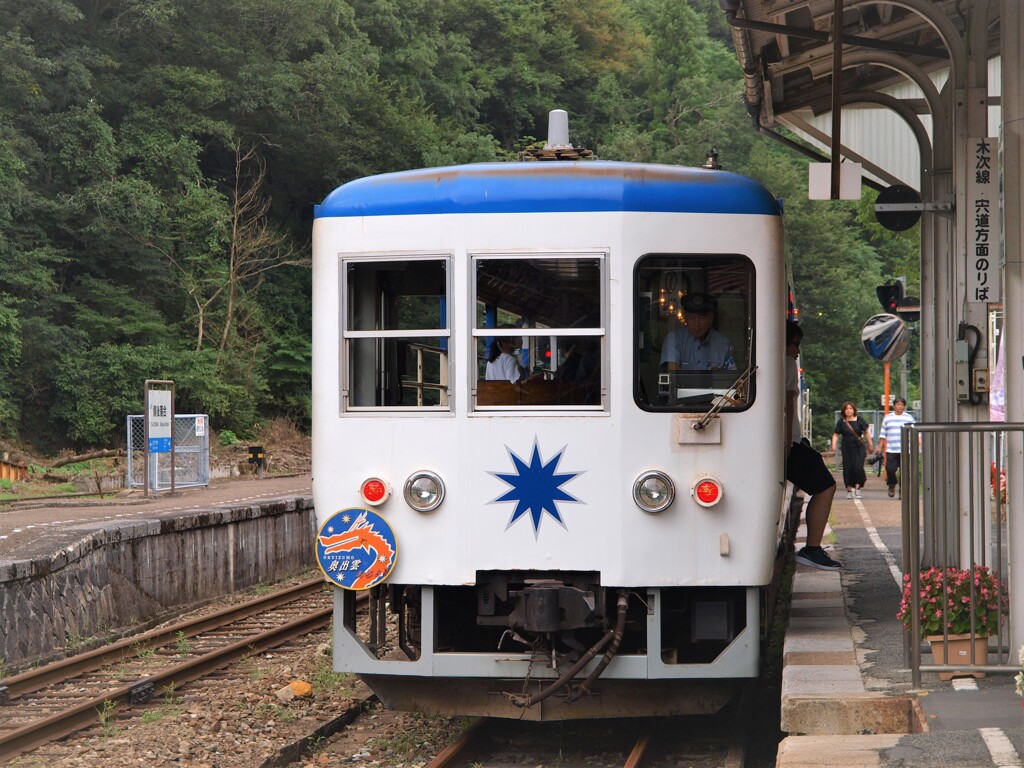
[317,510,396,590]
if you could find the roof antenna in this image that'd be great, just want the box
[546,109,572,149]
[520,110,593,162]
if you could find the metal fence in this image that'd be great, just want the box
[127,414,210,491]
[901,421,1021,686]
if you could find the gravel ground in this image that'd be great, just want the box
[5,576,465,768]
[4,561,789,768]
[287,705,466,768]
[7,629,357,767]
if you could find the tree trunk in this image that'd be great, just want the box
[50,449,124,468]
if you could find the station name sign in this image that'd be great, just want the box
[967,137,1000,304]
[147,388,173,454]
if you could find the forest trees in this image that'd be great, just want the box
[0,0,909,450]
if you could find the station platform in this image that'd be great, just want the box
[777,477,1024,768]
[0,474,314,668]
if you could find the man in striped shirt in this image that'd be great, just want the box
[877,398,915,497]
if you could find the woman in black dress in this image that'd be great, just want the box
[831,401,874,498]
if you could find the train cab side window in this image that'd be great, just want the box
[342,257,451,411]
[473,254,605,410]
[634,255,755,412]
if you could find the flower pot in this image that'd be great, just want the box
[926,634,988,680]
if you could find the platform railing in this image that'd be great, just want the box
[902,421,1024,687]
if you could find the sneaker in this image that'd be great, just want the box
[854,489,862,498]
[846,491,853,499]
[795,546,842,571]
[888,486,895,497]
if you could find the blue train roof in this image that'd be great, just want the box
[315,161,782,218]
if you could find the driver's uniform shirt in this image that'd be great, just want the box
[660,328,737,370]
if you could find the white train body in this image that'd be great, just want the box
[312,161,790,720]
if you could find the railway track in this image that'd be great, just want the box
[421,711,747,768]
[0,577,334,761]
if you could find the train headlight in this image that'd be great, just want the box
[692,476,723,508]
[403,471,445,512]
[360,476,391,506]
[632,471,675,513]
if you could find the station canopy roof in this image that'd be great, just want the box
[719,1,1002,125]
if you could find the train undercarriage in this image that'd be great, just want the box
[334,571,766,720]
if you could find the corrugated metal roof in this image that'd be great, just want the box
[720,1,1002,186]
[788,58,1001,186]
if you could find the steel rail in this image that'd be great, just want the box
[623,723,657,768]
[0,604,333,760]
[424,717,666,768]
[423,717,492,768]
[0,577,328,700]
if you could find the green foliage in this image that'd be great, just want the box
[49,342,261,446]
[743,140,892,443]
[266,335,312,429]
[0,0,915,452]
[254,701,297,722]
[51,343,163,446]
[311,657,352,695]
[175,630,191,656]
[219,430,239,446]
[96,699,119,737]
[598,0,749,168]
[134,644,157,659]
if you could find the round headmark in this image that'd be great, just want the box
[315,508,398,590]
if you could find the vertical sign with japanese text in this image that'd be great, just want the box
[148,389,172,453]
[967,137,1000,304]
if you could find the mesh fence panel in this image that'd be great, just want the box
[127,414,210,490]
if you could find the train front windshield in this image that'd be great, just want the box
[474,254,604,409]
[340,250,755,413]
[635,254,755,411]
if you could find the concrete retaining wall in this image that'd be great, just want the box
[0,497,316,667]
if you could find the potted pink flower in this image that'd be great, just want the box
[1015,646,1024,700]
[897,564,1002,679]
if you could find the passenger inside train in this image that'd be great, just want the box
[475,254,604,408]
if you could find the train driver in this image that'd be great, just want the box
[659,292,737,371]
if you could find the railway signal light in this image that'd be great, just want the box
[876,281,904,313]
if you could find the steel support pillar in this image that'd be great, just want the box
[1000,0,1024,658]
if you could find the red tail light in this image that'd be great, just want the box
[360,477,390,506]
[693,477,723,507]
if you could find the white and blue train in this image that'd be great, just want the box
[312,121,794,720]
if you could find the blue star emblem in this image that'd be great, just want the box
[490,441,582,534]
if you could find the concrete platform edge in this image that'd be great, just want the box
[777,563,924,766]
[0,494,316,667]
[0,495,314,582]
